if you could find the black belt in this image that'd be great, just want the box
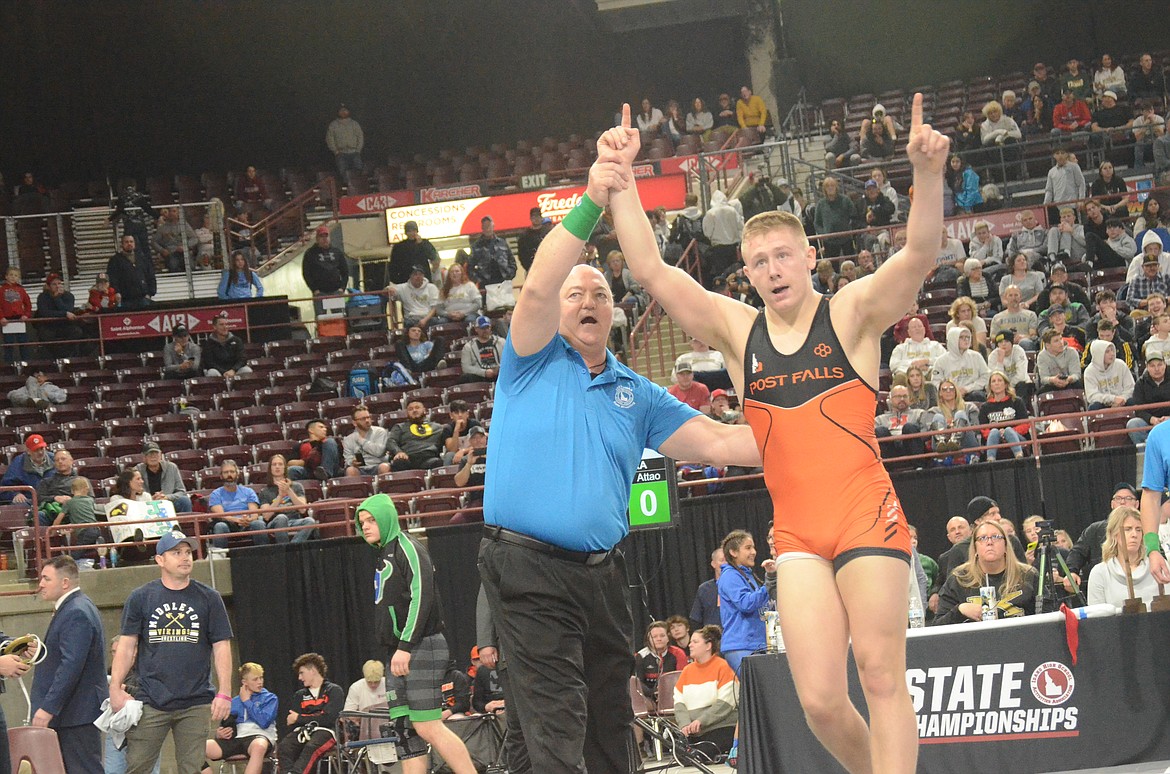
[484,525,613,566]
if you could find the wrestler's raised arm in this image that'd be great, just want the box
[510,148,630,357]
[839,94,950,332]
[604,104,753,357]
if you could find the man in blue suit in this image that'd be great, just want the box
[31,555,106,774]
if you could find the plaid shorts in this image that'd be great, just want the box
[388,632,448,723]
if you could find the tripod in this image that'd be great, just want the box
[1035,535,1084,613]
[632,716,720,774]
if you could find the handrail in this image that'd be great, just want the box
[627,239,702,375]
[228,177,338,264]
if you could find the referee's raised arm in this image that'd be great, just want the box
[509,144,630,357]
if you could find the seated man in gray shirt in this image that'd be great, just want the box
[343,404,391,476]
[162,325,201,380]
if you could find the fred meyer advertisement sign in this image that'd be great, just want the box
[384,175,688,243]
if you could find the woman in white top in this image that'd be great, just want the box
[998,252,1046,308]
[1092,54,1128,98]
[440,264,482,322]
[686,97,713,137]
[1088,506,1159,609]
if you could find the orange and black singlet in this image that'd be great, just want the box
[742,297,911,569]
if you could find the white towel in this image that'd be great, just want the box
[93,698,143,749]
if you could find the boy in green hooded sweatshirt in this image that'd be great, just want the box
[356,494,476,774]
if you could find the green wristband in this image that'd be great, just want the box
[561,194,603,241]
[1145,532,1163,556]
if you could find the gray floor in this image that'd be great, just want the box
[1043,762,1170,774]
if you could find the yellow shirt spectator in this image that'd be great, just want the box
[736,90,768,129]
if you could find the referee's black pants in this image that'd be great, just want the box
[479,538,637,774]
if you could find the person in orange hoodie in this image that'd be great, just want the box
[0,266,32,363]
[673,625,739,754]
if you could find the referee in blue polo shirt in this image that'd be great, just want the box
[479,137,762,774]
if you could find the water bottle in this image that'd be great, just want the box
[908,593,926,629]
[99,548,107,570]
[109,548,119,569]
[764,611,786,653]
[980,585,998,622]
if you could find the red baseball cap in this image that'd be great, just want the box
[315,225,331,236]
[710,389,729,400]
[24,435,46,451]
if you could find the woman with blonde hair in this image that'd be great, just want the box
[900,365,937,410]
[946,296,988,349]
[933,519,1038,624]
[1087,506,1160,609]
[929,379,979,458]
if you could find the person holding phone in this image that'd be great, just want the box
[162,325,201,380]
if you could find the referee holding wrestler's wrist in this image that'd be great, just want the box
[479,137,762,774]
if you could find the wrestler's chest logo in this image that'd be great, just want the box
[813,342,833,358]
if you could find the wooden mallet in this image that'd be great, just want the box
[1120,544,1146,615]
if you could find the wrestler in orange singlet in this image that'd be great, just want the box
[606,95,951,774]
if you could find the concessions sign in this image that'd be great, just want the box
[99,305,248,341]
[385,175,688,242]
[339,191,415,216]
[740,611,1170,773]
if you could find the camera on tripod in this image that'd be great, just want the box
[1034,519,1057,545]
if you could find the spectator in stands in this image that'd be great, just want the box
[667,364,711,411]
[1038,283,1090,331]
[635,97,665,141]
[387,400,444,471]
[1045,207,1087,265]
[824,119,856,168]
[343,404,391,476]
[343,660,387,712]
[980,100,1022,160]
[388,220,440,286]
[711,92,738,141]
[1062,485,1138,597]
[602,250,646,313]
[1093,54,1128,100]
[859,110,896,161]
[107,468,152,514]
[672,625,738,755]
[991,285,1040,351]
[1043,149,1086,229]
[1144,314,1170,363]
[326,104,364,177]
[280,653,345,774]
[440,400,482,461]
[1127,353,1170,443]
[665,615,690,652]
[202,313,251,378]
[253,454,317,544]
[469,216,517,304]
[35,448,77,523]
[929,380,980,461]
[931,227,966,285]
[1088,90,1132,162]
[978,372,1030,461]
[1007,212,1049,273]
[949,110,981,158]
[1087,505,1160,609]
[1036,263,1091,313]
[735,86,768,143]
[811,258,837,294]
[987,331,1030,398]
[439,263,481,324]
[932,326,989,401]
[1129,242,1170,308]
[933,518,1038,624]
[394,324,444,375]
[202,661,277,774]
[84,271,118,314]
[891,299,930,344]
[947,296,988,349]
[675,336,728,389]
[460,315,503,383]
[0,266,31,363]
[107,234,156,311]
[53,477,99,557]
[684,96,713,140]
[889,317,944,378]
[701,190,743,281]
[108,184,155,263]
[1154,126,1170,177]
[517,208,551,274]
[1130,54,1166,105]
[1039,306,1087,353]
[1021,86,1052,138]
[138,441,193,514]
[706,389,743,426]
[812,177,854,258]
[451,425,487,513]
[7,369,65,408]
[856,249,877,277]
[387,266,443,329]
[1083,320,1135,374]
[302,225,350,315]
[856,179,895,240]
[1051,90,1092,137]
[968,220,1004,268]
[1086,217,1136,270]
[1036,328,1082,393]
[1084,339,1134,411]
[13,171,48,213]
[1089,160,1129,219]
[162,324,201,380]
[217,251,263,300]
[288,419,342,482]
[944,154,981,215]
[900,365,938,410]
[1137,292,1168,346]
[1087,287,1134,341]
[662,100,686,147]
[875,384,937,461]
[152,207,198,274]
[635,620,687,702]
[1132,100,1166,172]
[35,273,81,357]
[1001,90,1026,125]
[958,259,1000,315]
[208,460,266,547]
[1134,199,1169,254]
[1060,59,1092,102]
[233,166,271,215]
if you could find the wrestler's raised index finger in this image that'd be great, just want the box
[622,102,632,130]
[910,93,923,134]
